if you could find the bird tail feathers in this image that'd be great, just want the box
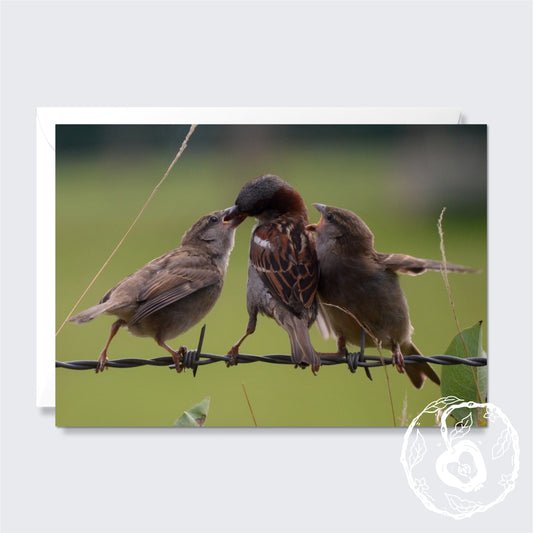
[69,302,114,324]
[285,315,321,374]
[404,342,441,389]
[315,298,334,340]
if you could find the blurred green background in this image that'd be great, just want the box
[56,124,487,427]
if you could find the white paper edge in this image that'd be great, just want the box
[36,112,56,407]
[38,107,461,407]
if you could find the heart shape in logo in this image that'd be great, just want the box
[435,439,487,493]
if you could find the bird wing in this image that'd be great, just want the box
[129,249,220,324]
[250,221,318,315]
[377,253,475,276]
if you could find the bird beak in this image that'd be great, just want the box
[306,203,326,232]
[313,203,326,214]
[222,205,246,227]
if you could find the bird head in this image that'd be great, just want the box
[306,204,375,251]
[223,174,308,224]
[182,210,245,258]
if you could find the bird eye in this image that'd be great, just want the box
[209,215,218,223]
[326,213,334,221]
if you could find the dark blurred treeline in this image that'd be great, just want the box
[56,124,486,214]
[57,124,485,155]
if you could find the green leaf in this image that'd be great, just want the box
[441,322,487,425]
[174,397,210,427]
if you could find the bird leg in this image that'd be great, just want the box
[226,317,256,367]
[96,319,126,373]
[157,340,187,373]
[392,342,405,374]
[317,336,348,358]
[337,336,348,356]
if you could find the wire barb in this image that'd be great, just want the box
[170,324,206,376]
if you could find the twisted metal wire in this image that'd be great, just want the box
[56,325,487,376]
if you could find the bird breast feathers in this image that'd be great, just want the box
[250,222,318,313]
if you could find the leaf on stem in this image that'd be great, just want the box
[174,397,210,427]
[441,322,487,425]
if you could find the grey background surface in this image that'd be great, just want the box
[1,1,531,532]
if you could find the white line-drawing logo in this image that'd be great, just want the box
[400,396,519,519]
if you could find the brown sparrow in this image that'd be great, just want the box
[307,204,476,388]
[69,211,245,372]
[223,174,321,373]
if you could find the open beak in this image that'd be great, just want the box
[222,205,247,227]
[306,203,326,232]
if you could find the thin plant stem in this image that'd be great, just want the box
[321,302,396,426]
[438,208,482,406]
[242,383,258,427]
[56,125,198,337]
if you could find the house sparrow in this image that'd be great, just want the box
[307,204,476,388]
[69,211,245,373]
[223,174,321,373]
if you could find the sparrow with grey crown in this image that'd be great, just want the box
[69,211,245,372]
[307,204,476,388]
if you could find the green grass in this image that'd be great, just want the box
[56,144,487,427]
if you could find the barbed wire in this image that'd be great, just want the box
[56,325,487,377]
